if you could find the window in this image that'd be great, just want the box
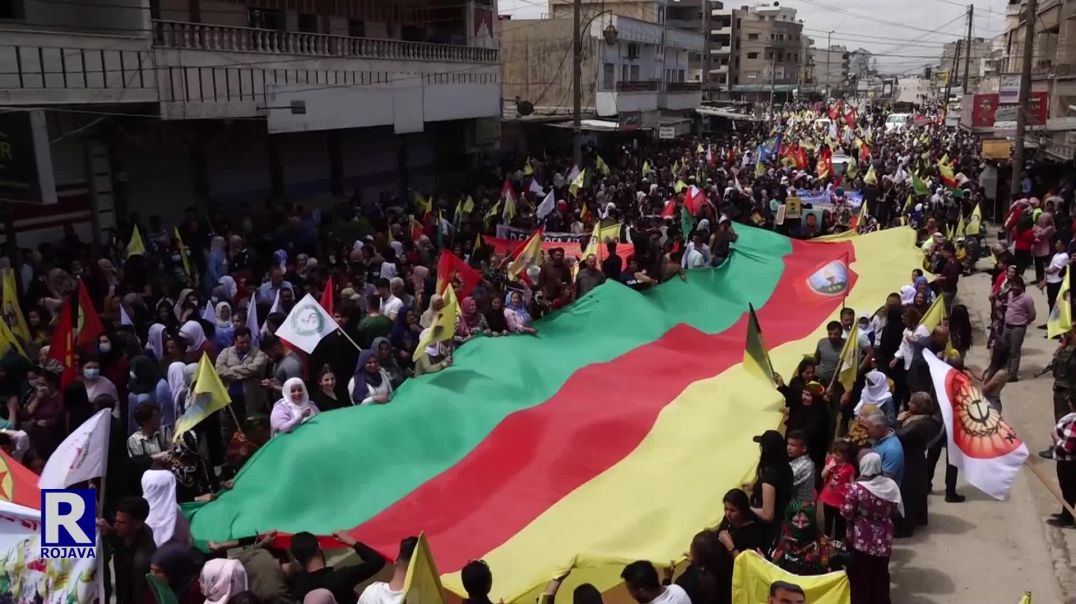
[0,0,22,19]
[622,64,629,81]
[657,5,664,23]
[248,8,285,30]
[678,69,685,81]
[297,13,318,33]
[630,64,640,80]
[747,52,758,59]
[604,63,615,90]
[348,19,365,37]
[627,43,640,59]
[748,33,759,40]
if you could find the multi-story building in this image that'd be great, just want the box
[849,48,872,82]
[939,37,991,90]
[501,11,704,124]
[708,1,736,96]
[808,45,850,98]
[0,0,501,244]
[800,35,815,90]
[728,2,803,102]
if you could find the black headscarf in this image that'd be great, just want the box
[350,349,383,403]
[129,354,161,395]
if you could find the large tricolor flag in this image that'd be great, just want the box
[184,227,923,602]
[923,352,1028,499]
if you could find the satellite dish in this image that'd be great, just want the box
[517,100,534,116]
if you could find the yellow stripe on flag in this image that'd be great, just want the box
[126,224,146,258]
[837,324,859,391]
[744,304,775,385]
[174,227,193,280]
[731,550,850,604]
[1,268,29,343]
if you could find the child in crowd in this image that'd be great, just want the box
[819,439,857,541]
[786,430,816,504]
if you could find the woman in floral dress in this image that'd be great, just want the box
[840,451,903,604]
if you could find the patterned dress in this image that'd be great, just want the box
[840,482,897,557]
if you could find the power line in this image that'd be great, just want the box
[792,0,969,36]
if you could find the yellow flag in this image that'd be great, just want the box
[1018,592,1031,604]
[414,192,432,216]
[413,285,460,361]
[863,164,877,185]
[837,326,859,390]
[484,201,500,225]
[126,225,146,258]
[522,157,534,176]
[174,227,193,280]
[1048,265,1072,339]
[919,295,958,357]
[732,550,849,604]
[845,156,858,179]
[0,318,27,359]
[861,199,870,219]
[173,352,231,441]
[966,203,982,236]
[672,159,681,175]
[642,160,654,176]
[463,195,475,214]
[403,533,446,604]
[595,155,610,176]
[1,269,29,343]
[743,304,775,385]
[956,214,966,238]
[569,168,587,197]
[696,143,704,153]
[674,180,688,194]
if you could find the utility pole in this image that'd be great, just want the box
[944,39,961,103]
[962,3,973,92]
[702,0,712,101]
[825,30,833,99]
[769,52,776,116]
[572,0,583,168]
[1011,0,1038,197]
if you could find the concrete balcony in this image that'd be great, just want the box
[711,25,733,36]
[711,45,733,55]
[597,80,659,116]
[660,81,702,110]
[149,20,500,128]
[0,28,158,105]
[712,6,733,17]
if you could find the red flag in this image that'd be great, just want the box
[75,280,103,347]
[859,142,871,164]
[0,449,42,507]
[47,296,77,389]
[844,107,857,129]
[661,199,677,219]
[827,100,842,120]
[436,251,482,299]
[684,186,708,216]
[507,228,544,284]
[320,276,334,315]
[795,146,809,170]
[410,218,424,243]
[816,146,833,180]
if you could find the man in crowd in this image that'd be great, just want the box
[291,530,387,604]
[217,326,270,418]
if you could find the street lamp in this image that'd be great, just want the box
[573,4,618,167]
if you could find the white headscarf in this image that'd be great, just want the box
[899,284,916,306]
[215,301,233,329]
[174,288,194,320]
[145,324,166,360]
[200,558,248,604]
[858,452,904,517]
[179,320,207,353]
[856,370,892,415]
[141,470,179,546]
[217,275,238,301]
[280,377,314,415]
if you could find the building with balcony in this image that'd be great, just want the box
[938,37,990,91]
[0,0,501,244]
[501,12,704,125]
[727,2,804,102]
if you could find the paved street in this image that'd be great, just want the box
[888,238,1076,604]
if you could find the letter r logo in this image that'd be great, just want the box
[41,489,96,547]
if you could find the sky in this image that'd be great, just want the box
[497,0,1012,73]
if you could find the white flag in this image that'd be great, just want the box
[119,304,134,327]
[537,190,556,220]
[566,165,581,184]
[528,178,545,198]
[38,409,112,489]
[268,289,282,316]
[244,294,260,348]
[923,351,1028,500]
[274,294,341,353]
[201,300,216,324]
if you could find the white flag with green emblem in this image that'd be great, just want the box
[275,294,341,353]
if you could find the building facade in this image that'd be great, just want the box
[501,12,704,123]
[808,45,849,98]
[727,2,803,102]
[0,0,501,245]
[938,37,990,90]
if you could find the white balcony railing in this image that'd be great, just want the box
[152,20,498,64]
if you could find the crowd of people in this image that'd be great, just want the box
[0,99,1071,604]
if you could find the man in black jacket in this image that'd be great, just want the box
[291,530,387,604]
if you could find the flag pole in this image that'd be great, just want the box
[95,414,111,604]
[335,328,363,352]
[1022,458,1076,519]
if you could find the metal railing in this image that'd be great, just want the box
[665,81,701,92]
[616,80,659,92]
[152,20,498,63]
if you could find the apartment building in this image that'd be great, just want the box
[808,45,849,98]
[938,37,991,90]
[501,11,704,124]
[728,2,803,102]
[0,0,501,244]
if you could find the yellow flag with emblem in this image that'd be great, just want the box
[732,550,849,604]
[0,318,27,359]
[1,268,29,343]
[570,169,587,197]
[956,214,966,239]
[863,164,877,185]
[966,203,982,236]
[1048,265,1072,339]
[522,157,534,176]
[642,160,654,176]
[173,352,231,441]
[414,284,460,362]
[126,225,146,258]
[595,155,610,176]
[919,295,959,358]
[836,325,859,390]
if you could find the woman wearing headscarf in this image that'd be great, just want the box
[484,295,510,336]
[841,452,903,604]
[217,276,239,305]
[410,265,430,312]
[419,294,443,329]
[388,306,422,361]
[504,291,537,335]
[149,543,203,604]
[784,380,831,474]
[142,469,193,547]
[179,320,215,363]
[270,377,320,437]
[212,302,236,350]
[456,296,489,342]
[856,370,895,427]
[170,430,219,502]
[349,349,394,405]
[128,354,174,436]
[895,392,941,537]
[413,339,452,378]
[146,323,169,364]
[200,559,249,604]
[769,501,844,576]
